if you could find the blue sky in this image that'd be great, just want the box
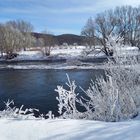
[0,0,139,35]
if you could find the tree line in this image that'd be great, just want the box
[0,20,35,59]
[0,20,56,59]
[81,5,140,56]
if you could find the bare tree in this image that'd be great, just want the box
[0,24,24,59]
[82,11,117,56]
[0,24,6,57]
[6,20,35,51]
[81,17,95,49]
[114,6,140,46]
[41,31,56,56]
[94,10,117,56]
[82,5,140,56]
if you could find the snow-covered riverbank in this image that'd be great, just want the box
[0,46,139,70]
[0,117,140,140]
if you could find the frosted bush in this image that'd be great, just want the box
[55,75,84,119]
[81,72,138,121]
[0,100,39,119]
[55,72,139,121]
[0,100,55,120]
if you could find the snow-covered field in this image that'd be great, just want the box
[1,45,139,61]
[51,46,86,58]
[14,46,87,60]
[0,117,139,140]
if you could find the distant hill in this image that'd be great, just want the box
[56,34,84,45]
[32,32,85,46]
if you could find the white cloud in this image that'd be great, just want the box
[40,0,140,14]
[1,0,140,15]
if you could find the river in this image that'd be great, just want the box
[0,68,104,116]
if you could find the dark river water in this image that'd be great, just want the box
[0,69,104,116]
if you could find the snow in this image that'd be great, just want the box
[0,45,139,62]
[14,46,86,61]
[0,63,101,70]
[15,50,44,60]
[115,46,139,56]
[17,46,140,60]
[51,46,85,58]
[0,118,139,140]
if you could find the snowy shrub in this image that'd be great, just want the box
[55,75,84,119]
[0,100,55,120]
[55,36,140,122]
[39,111,55,119]
[81,71,139,121]
[45,111,55,119]
[55,72,139,121]
[0,100,39,119]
